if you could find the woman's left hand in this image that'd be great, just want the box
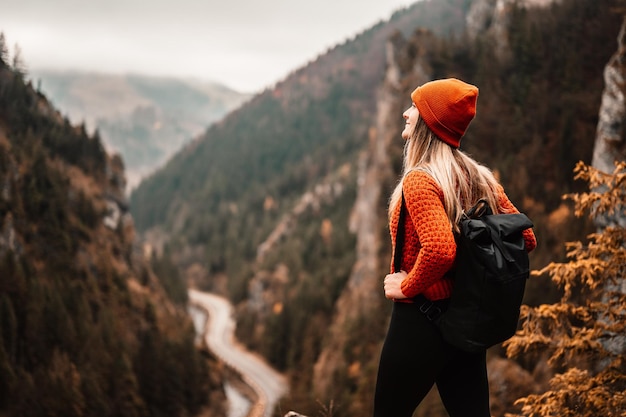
[383,271,408,300]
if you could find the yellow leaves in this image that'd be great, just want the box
[273,302,284,314]
[504,330,551,359]
[505,161,626,416]
[506,302,608,365]
[566,161,626,219]
[539,257,607,298]
[347,361,361,379]
[531,225,626,298]
[507,365,626,417]
[320,218,333,245]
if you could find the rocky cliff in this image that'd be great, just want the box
[466,0,557,60]
[591,13,626,373]
[311,29,433,403]
[592,15,626,229]
[311,37,401,402]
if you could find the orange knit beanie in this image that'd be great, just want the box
[411,78,478,148]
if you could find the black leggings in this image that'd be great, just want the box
[373,301,490,417]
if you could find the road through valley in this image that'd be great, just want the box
[189,289,289,417]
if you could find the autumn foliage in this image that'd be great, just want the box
[505,161,626,416]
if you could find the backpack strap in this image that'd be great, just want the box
[465,198,492,218]
[394,190,449,319]
[393,192,407,273]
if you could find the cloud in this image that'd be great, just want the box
[1,0,414,92]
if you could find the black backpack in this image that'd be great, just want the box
[438,199,534,352]
[396,196,534,352]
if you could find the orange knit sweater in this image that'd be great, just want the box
[389,170,537,302]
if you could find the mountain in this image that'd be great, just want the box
[129,0,623,415]
[0,59,226,415]
[131,0,474,288]
[31,70,250,191]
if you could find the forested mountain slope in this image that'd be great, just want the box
[32,70,250,191]
[130,0,623,415]
[131,0,473,301]
[0,58,225,416]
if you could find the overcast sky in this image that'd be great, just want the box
[1,0,415,93]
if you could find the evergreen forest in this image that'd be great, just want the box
[0,50,225,416]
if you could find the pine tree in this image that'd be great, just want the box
[11,43,26,77]
[504,161,626,417]
[0,32,8,68]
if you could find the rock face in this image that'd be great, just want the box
[310,32,433,403]
[466,0,556,61]
[592,14,626,365]
[592,14,626,233]
[309,39,396,399]
[592,16,626,185]
[466,0,502,40]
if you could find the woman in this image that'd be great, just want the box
[373,78,537,417]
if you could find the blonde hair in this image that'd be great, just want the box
[389,116,505,232]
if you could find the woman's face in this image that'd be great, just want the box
[402,103,419,140]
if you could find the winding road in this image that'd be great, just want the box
[189,289,289,417]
